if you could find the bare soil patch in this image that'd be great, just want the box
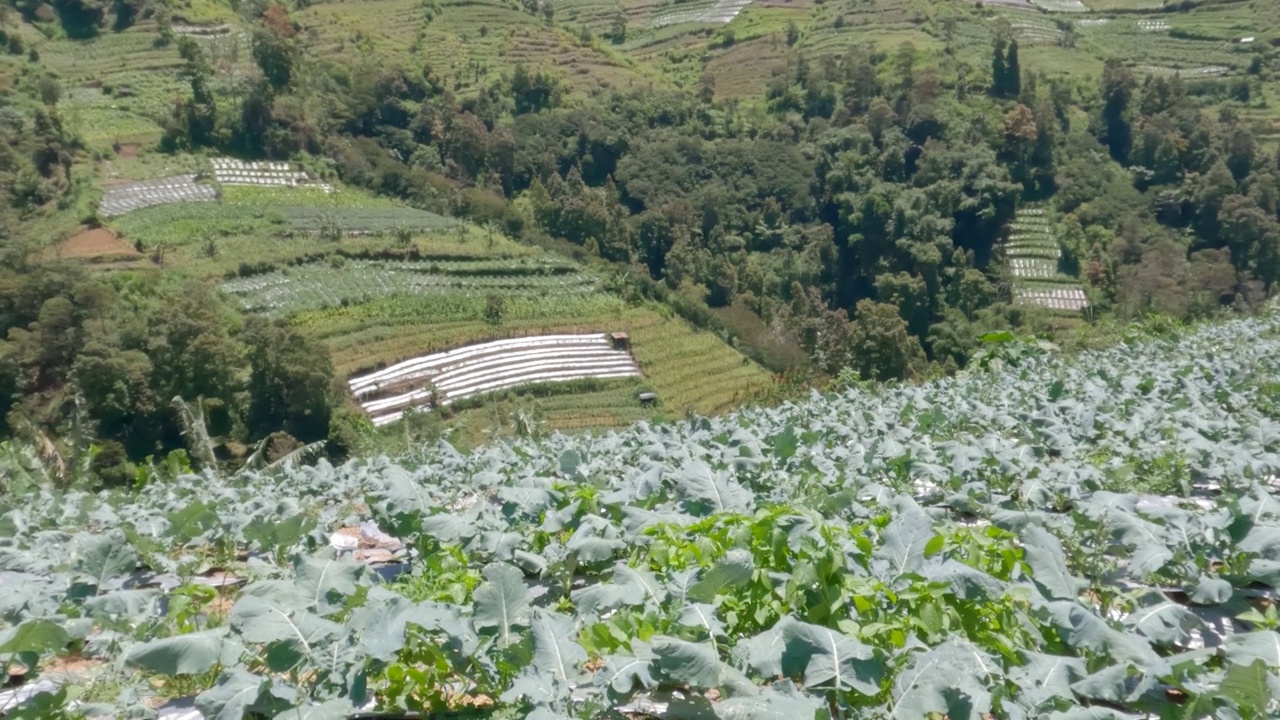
[115,143,140,158]
[50,228,141,260]
[41,655,104,678]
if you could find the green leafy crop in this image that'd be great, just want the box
[3,306,1280,718]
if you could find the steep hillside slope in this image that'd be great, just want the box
[2,305,1279,717]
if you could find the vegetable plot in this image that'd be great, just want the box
[1004,205,1090,313]
[210,158,333,192]
[351,333,642,425]
[649,0,752,28]
[3,307,1280,719]
[98,176,218,218]
[221,259,598,317]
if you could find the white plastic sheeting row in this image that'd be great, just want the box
[348,334,642,427]
[98,175,217,217]
[210,158,334,192]
[1014,287,1089,312]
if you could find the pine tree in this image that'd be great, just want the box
[1005,40,1022,98]
[991,37,1007,98]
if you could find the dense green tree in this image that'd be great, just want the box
[1218,194,1280,285]
[172,38,218,147]
[73,345,156,455]
[1225,126,1256,182]
[847,300,925,381]
[1004,40,1021,98]
[1100,59,1136,162]
[252,27,295,90]
[1192,159,1237,241]
[510,64,560,115]
[991,36,1007,98]
[244,318,335,443]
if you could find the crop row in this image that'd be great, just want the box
[274,205,457,232]
[294,292,627,338]
[221,262,600,316]
[3,304,1279,719]
[1004,205,1089,312]
[363,336,642,426]
[98,176,217,218]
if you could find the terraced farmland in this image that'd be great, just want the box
[36,19,254,148]
[1078,15,1254,74]
[294,0,644,95]
[98,175,218,218]
[210,158,333,191]
[221,258,599,316]
[5,306,1280,720]
[274,206,457,234]
[1029,0,1087,12]
[1003,205,1090,314]
[649,0,753,28]
[351,333,642,425]
[1004,12,1064,45]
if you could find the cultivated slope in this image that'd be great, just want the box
[2,307,1280,717]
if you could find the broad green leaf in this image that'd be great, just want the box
[669,568,700,603]
[195,667,264,720]
[772,426,799,461]
[229,595,342,655]
[1107,510,1173,578]
[82,589,161,620]
[923,534,944,558]
[1218,659,1273,711]
[670,460,753,515]
[1043,601,1158,665]
[871,498,933,582]
[1009,651,1086,710]
[677,602,726,637]
[292,553,362,613]
[559,449,583,478]
[891,639,997,719]
[244,514,315,556]
[530,608,588,688]
[777,617,882,697]
[920,558,1006,600]
[1045,709,1145,719]
[0,619,69,655]
[348,587,474,661]
[572,581,636,617]
[167,501,221,545]
[71,531,138,592]
[651,636,756,696]
[1122,593,1200,646]
[566,524,624,564]
[1070,663,1152,704]
[1020,526,1080,601]
[689,550,754,602]
[737,625,785,679]
[421,512,477,544]
[271,699,354,720]
[598,640,657,695]
[1246,558,1280,588]
[472,562,531,648]
[715,681,825,720]
[1189,576,1233,605]
[1223,630,1280,667]
[125,629,242,675]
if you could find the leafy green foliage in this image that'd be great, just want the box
[3,306,1280,718]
